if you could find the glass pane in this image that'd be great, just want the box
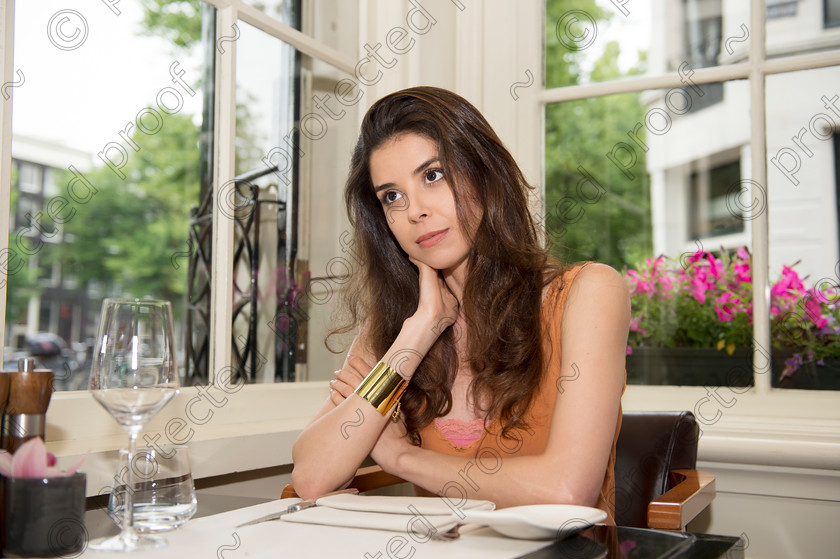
[767,0,839,56]
[233,19,359,384]
[545,81,757,387]
[5,0,208,391]
[545,0,650,88]
[766,66,840,391]
[545,1,749,89]
[828,0,840,28]
[248,0,358,55]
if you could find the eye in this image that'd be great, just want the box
[381,190,403,205]
[424,169,444,184]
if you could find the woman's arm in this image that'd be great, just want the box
[375,263,630,508]
[290,261,457,499]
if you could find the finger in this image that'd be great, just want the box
[334,368,364,390]
[347,354,374,376]
[330,378,355,398]
[329,389,344,407]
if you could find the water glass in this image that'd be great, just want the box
[108,445,197,533]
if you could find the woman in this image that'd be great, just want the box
[291,86,629,523]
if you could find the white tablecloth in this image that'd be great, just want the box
[79,498,553,558]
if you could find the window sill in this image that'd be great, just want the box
[45,383,840,497]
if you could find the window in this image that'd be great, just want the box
[3,1,205,391]
[17,161,42,194]
[680,0,723,111]
[543,0,840,393]
[689,158,743,239]
[835,132,840,249]
[827,0,840,28]
[1,0,362,481]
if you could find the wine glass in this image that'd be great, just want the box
[89,299,180,551]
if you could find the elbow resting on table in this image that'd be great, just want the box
[290,468,326,501]
[541,481,600,509]
[290,465,353,501]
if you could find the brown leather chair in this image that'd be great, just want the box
[283,411,715,531]
[614,411,715,530]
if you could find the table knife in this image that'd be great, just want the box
[237,488,359,528]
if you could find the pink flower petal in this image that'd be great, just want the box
[11,438,48,479]
[43,467,66,478]
[63,453,88,476]
[0,451,13,477]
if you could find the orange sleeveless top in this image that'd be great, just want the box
[415,262,624,524]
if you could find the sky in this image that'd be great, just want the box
[11,0,652,159]
[573,1,653,79]
[13,0,203,155]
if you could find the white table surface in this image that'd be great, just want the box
[79,498,555,559]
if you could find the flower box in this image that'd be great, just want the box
[624,248,839,388]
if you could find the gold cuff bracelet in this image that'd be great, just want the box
[354,361,408,416]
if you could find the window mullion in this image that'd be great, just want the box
[210,4,238,384]
[750,0,771,394]
[538,62,753,104]
[236,1,355,75]
[0,0,15,355]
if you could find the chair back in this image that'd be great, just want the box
[614,411,700,528]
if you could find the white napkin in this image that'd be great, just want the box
[280,495,496,540]
[314,494,495,515]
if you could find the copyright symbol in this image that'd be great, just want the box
[555,10,597,51]
[48,10,89,51]
[48,518,88,558]
[725,179,767,222]
[217,179,256,221]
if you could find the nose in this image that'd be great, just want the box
[406,189,430,223]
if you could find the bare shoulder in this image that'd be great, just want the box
[572,262,627,290]
[564,263,630,320]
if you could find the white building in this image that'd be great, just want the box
[647,0,840,283]
[6,134,93,350]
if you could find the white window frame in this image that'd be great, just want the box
[538,0,840,480]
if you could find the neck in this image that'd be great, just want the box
[442,259,469,302]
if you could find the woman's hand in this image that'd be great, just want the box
[329,354,372,407]
[410,257,458,332]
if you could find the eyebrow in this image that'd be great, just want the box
[373,158,440,193]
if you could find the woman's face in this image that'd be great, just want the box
[368,133,474,275]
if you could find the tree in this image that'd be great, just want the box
[52,112,200,307]
[4,164,43,321]
[544,0,652,270]
[139,0,203,49]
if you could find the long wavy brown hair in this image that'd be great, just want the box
[329,86,564,440]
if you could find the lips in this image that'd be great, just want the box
[416,228,449,248]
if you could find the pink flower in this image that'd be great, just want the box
[635,279,655,295]
[686,250,711,265]
[690,277,710,303]
[625,345,633,356]
[771,265,805,299]
[708,253,723,279]
[733,260,751,283]
[804,289,828,329]
[629,317,647,335]
[658,275,674,294]
[714,292,740,322]
[0,438,85,479]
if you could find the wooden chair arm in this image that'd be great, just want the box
[648,469,716,531]
[281,465,406,500]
